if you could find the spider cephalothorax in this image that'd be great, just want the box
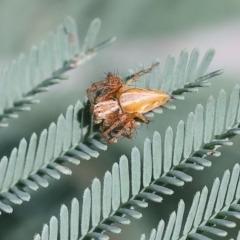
[87,62,170,143]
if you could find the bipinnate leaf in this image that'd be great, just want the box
[35,85,240,239]
[129,48,223,118]
[0,17,115,127]
[0,100,107,214]
[141,164,240,240]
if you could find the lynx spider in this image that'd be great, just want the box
[87,62,170,143]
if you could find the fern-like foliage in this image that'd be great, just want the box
[79,48,223,130]
[0,100,107,214]
[140,163,240,240]
[34,85,240,240]
[0,17,115,127]
[129,48,223,115]
[0,49,222,215]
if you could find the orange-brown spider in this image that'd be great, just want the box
[87,62,170,143]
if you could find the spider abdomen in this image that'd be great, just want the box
[119,88,170,114]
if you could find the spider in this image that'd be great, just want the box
[87,62,170,143]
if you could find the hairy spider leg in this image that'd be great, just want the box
[100,113,136,143]
[95,85,122,103]
[87,78,110,104]
[98,110,149,143]
[88,85,122,105]
[108,119,135,144]
[87,73,123,104]
[130,112,150,123]
[121,119,136,139]
[104,112,149,142]
[102,114,128,136]
[115,113,148,140]
[126,62,160,86]
[101,113,131,142]
[95,74,123,103]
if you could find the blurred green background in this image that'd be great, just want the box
[0,0,240,239]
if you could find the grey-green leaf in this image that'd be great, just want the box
[131,147,141,196]
[143,138,152,187]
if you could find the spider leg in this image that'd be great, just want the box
[87,73,123,104]
[121,119,136,139]
[126,62,159,86]
[130,112,149,124]
[101,114,128,137]
[89,79,109,91]
[108,120,133,144]
[101,114,137,143]
[95,86,121,103]
[87,79,109,104]
[88,85,117,104]
[95,75,123,102]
